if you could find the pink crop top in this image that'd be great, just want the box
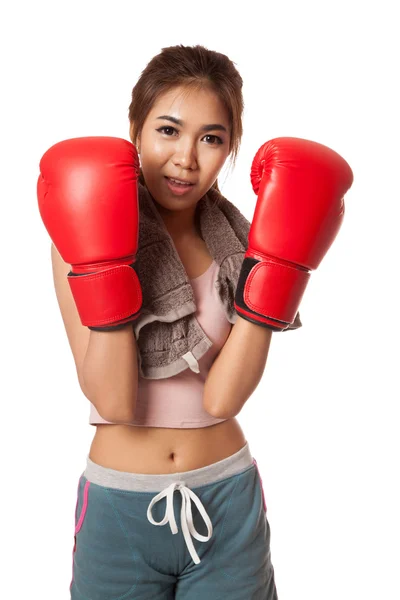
[89,259,232,428]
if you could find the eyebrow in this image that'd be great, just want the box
[156,115,228,133]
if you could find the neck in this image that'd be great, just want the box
[155,203,201,240]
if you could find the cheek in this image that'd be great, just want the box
[203,152,226,177]
[151,141,169,160]
[142,133,169,163]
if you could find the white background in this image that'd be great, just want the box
[1,1,399,598]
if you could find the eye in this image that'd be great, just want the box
[156,126,177,136]
[203,134,223,145]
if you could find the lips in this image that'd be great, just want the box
[165,176,194,186]
[165,176,195,196]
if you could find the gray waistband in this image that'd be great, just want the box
[83,441,254,492]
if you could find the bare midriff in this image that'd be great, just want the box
[89,418,247,474]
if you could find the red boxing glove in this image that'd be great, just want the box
[234,137,354,331]
[37,136,142,330]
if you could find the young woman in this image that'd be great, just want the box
[40,44,352,599]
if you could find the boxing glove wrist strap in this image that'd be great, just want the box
[234,255,310,330]
[68,264,142,328]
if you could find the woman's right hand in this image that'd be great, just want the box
[37,136,142,330]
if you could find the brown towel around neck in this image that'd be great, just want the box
[132,183,302,379]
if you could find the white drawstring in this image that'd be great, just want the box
[147,481,213,564]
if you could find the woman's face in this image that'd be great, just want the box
[137,85,231,217]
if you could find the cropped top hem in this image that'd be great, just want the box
[89,416,229,429]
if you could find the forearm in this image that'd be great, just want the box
[203,316,273,419]
[82,327,138,423]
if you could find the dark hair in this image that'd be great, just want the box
[128,44,244,193]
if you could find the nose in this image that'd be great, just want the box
[173,139,198,171]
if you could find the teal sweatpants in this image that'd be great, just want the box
[70,441,278,599]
